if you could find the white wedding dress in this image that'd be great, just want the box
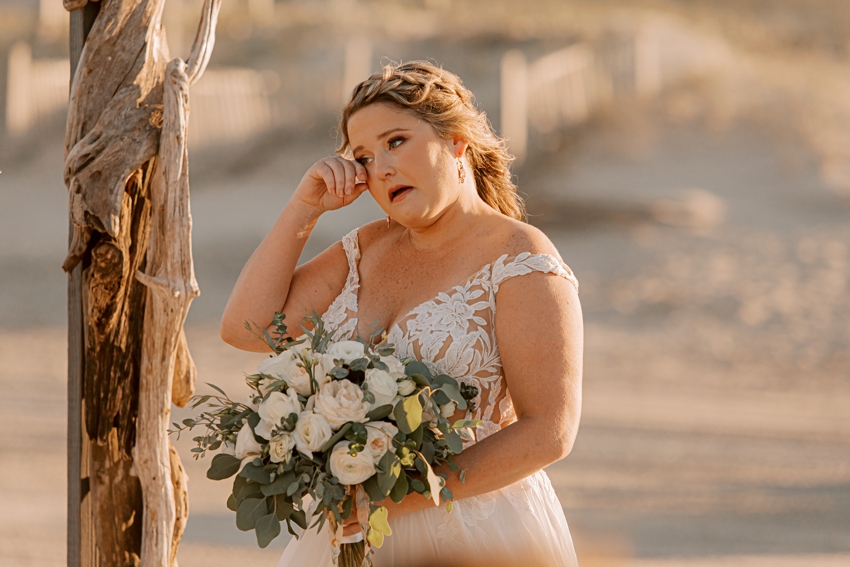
[278,228,580,567]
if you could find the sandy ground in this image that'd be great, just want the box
[1,85,849,566]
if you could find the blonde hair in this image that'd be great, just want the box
[337,60,526,221]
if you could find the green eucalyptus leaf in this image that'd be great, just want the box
[404,361,432,381]
[390,470,409,503]
[274,494,294,521]
[320,422,352,453]
[206,453,241,480]
[393,395,423,435]
[377,450,401,495]
[237,481,263,504]
[452,419,483,430]
[236,497,267,531]
[443,430,463,454]
[409,374,431,388]
[226,493,238,512]
[366,404,394,421]
[409,424,424,450]
[437,383,467,410]
[362,474,388,501]
[290,508,308,530]
[255,512,281,548]
[261,472,297,496]
[239,462,272,485]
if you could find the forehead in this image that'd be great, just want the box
[347,102,424,146]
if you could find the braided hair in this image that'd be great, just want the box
[337,60,526,221]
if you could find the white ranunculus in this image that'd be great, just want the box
[440,401,457,419]
[314,380,371,429]
[396,378,416,397]
[269,434,296,463]
[364,422,399,464]
[364,368,399,409]
[291,411,333,457]
[326,340,365,365]
[234,419,263,459]
[329,441,376,485]
[258,390,302,434]
[380,355,406,377]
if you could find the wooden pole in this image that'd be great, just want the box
[68,5,101,567]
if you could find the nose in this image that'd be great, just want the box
[374,153,395,181]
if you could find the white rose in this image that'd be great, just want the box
[396,378,416,397]
[326,340,365,365]
[257,350,312,396]
[234,419,263,459]
[364,422,399,464]
[254,419,274,440]
[364,368,399,409]
[329,441,376,485]
[291,411,333,457]
[312,353,336,390]
[440,401,457,419]
[269,434,296,463]
[314,379,371,429]
[257,389,302,437]
[380,355,406,377]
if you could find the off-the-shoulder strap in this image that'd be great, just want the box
[340,228,361,288]
[491,252,579,293]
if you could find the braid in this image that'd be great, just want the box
[338,61,525,221]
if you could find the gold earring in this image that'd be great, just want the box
[386,214,391,227]
[457,158,466,184]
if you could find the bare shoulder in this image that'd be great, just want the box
[496,217,564,262]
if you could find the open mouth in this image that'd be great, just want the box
[389,185,413,203]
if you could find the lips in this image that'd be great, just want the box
[388,185,413,203]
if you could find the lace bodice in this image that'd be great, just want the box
[321,228,579,443]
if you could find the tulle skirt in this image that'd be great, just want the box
[276,470,579,567]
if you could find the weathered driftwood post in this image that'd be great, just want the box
[64,0,220,564]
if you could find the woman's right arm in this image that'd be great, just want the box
[219,156,369,352]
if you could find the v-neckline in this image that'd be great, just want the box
[352,252,505,342]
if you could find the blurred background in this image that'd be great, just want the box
[1,0,849,566]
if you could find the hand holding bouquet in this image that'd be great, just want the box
[173,313,480,566]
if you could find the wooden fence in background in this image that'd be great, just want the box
[4,44,275,150]
[501,27,681,163]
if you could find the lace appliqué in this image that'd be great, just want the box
[321,230,360,340]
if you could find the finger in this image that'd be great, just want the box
[352,160,368,185]
[340,158,358,196]
[317,163,337,196]
[324,158,346,197]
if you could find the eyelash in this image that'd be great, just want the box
[355,136,405,165]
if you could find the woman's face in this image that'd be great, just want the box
[347,102,467,228]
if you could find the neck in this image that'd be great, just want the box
[401,188,495,252]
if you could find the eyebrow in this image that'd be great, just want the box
[351,127,408,154]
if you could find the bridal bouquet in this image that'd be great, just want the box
[173,313,479,566]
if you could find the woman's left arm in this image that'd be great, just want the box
[381,269,583,521]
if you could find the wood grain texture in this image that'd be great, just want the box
[134,3,220,564]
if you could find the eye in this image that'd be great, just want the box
[388,136,404,149]
[355,155,373,166]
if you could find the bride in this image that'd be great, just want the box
[219,61,583,567]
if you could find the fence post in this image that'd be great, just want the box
[500,49,528,164]
[6,42,31,137]
[635,26,660,97]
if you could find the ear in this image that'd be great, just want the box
[450,134,469,159]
